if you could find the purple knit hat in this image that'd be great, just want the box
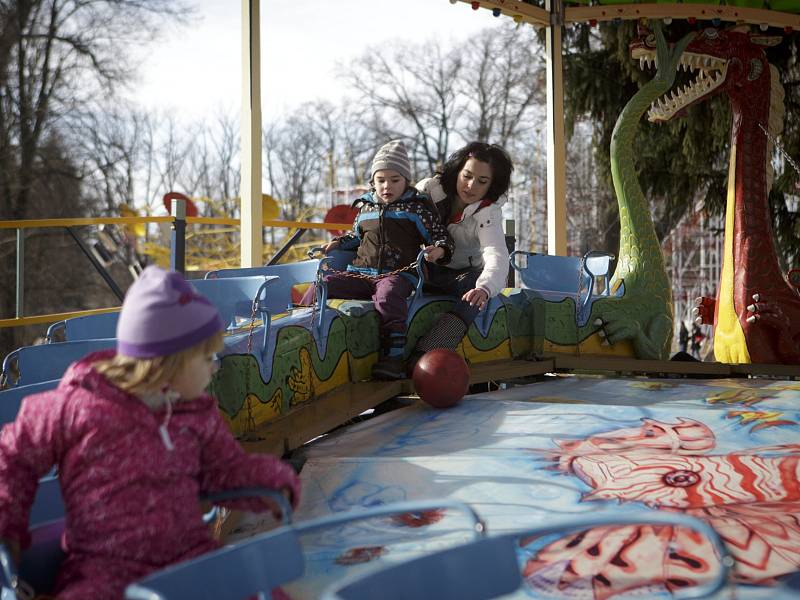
[117,266,224,358]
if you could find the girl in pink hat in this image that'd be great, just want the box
[0,266,300,600]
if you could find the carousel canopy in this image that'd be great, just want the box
[458,1,800,28]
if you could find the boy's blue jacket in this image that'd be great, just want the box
[335,188,454,277]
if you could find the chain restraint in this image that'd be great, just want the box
[576,256,586,359]
[209,299,263,540]
[243,299,260,435]
[297,249,422,314]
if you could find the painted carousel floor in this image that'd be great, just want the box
[229,374,800,599]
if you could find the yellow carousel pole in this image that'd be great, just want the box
[241,0,263,267]
[545,0,568,256]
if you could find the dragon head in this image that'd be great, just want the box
[631,26,782,123]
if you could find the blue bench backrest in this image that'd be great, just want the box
[125,528,304,600]
[125,499,483,600]
[511,252,585,299]
[330,536,519,600]
[205,262,320,314]
[1,339,116,388]
[0,379,59,426]
[46,311,120,342]
[189,276,274,329]
[510,251,614,326]
[326,510,731,600]
[30,475,64,527]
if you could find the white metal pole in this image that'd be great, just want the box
[241,0,263,267]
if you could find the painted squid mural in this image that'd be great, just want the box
[522,417,800,598]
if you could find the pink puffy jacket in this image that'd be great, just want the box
[0,350,300,600]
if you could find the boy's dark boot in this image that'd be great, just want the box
[372,333,407,380]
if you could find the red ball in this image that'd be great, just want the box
[412,349,470,409]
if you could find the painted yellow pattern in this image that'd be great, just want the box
[631,381,677,391]
[707,388,775,406]
[349,352,379,382]
[287,348,315,405]
[714,144,751,363]
[288,348,350,405]
[729,410,785,424]
[727,410,797,430]
[542,333,634,356]
[223,350,350,433]
[775,384,800,392]
[224,390,282,432]
[462,337,512,363]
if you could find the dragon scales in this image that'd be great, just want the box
[591,24,695,360]
[637,27,800,365]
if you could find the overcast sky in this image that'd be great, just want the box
[131,0,502,120]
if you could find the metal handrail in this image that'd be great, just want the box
[0,216,350,230]
[1,213,352,328]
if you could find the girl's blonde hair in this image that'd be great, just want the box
[94,331,224,396]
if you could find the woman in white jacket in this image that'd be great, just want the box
[414,142,514,355]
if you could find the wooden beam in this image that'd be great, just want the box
[552,354,733,376]
[241,0,263,268]
[729,362,800,379]
[455,0,800,29]
[454,0,549,27]
[468,358,555,383]
[566,4,800,29]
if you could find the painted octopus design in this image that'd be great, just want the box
[524,417,800,599]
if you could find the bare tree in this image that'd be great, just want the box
[0,0,189,355]
[74,107,148,213]
[263,109,326,221]
[344,40,464,175]
[212,109,240,215]
[460,23,544,147]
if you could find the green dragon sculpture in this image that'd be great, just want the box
[592,24,696,360]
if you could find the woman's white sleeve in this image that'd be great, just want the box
[475,207,509,297]
[415,177,447,203]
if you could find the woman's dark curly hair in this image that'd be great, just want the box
[439,142,513,202]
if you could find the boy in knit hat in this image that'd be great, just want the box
[303,140,454,379]
[0,266,300,600]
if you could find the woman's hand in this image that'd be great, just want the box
[462,288,489,309]
[322,240,340,254]
[423,245,445,262]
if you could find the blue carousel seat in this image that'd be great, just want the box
[125,499,485,600]
[0,489,293,600]
[28,475,64,528]
[0,381,68,539]
[45,311,120,342]
[0,379,59,426]
[189,275,278,331]
[205,261,320,315]
[510,249,616,326]
[776,570,800,599]
[325,510,732,600]
[1,339,116,388]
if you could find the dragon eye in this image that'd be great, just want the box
[704,28,719,39]
[646,34,656,46]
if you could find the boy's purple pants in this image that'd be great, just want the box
[301,272,414,334]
